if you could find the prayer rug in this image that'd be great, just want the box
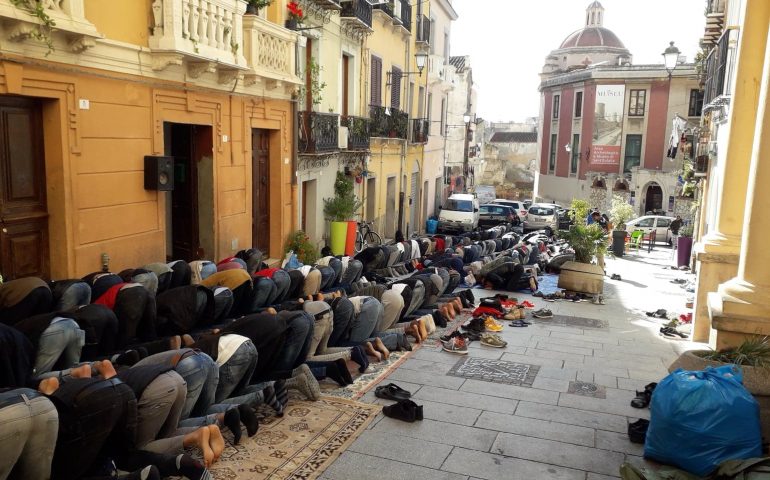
[208,396,380,480]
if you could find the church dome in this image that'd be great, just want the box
[559,26,626,50]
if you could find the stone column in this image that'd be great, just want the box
[710,5,770,348]
[692,0,770,342]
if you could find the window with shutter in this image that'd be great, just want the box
[371,56,382,106]
[391,66,402,110]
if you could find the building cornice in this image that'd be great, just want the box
[434,0,459,21]
[539,64,698,90]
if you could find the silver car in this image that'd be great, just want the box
[625,215,675,244]
[523,205,559,231]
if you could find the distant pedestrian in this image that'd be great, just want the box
[670,215,682,257]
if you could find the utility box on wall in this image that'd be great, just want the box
[144,155,174,191]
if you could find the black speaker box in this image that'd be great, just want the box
[144,155,174,191]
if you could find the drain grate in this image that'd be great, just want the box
[447,357,540,386]
[568,381,607,399]
[531,314,609,330]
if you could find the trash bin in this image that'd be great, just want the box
[426,218,438,234]
[611,230,627,257]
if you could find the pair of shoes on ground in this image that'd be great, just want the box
[480,333,507,348]
[630,382,657,408]
[591,295,605,305]
[509,319,531,327]
[532,308,553,319]
[504,307,525,321]
[660,326,688,339]
[484,316,504,332]
[461,317,486,334]
[376,383,423,422]
[628,418,649,444]
[611,273,622,281]
[442,334,469,354]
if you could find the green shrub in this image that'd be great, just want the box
[284,230,319,265]
[323,171,362,222]
[610,195,635,230]
[558,223,607,264]
[569,198,591,226]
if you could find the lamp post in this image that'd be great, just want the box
[662,41,681,79]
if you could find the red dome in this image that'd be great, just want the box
[559,27,626,49]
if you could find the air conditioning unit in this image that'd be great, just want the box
[338,126,349,149]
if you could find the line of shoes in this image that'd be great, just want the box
[533,290,594,303]
[375,383,423,423]
[628,382,656,444]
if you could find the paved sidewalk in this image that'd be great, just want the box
[322,247,704,480]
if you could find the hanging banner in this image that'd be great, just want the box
[592,85,625,166]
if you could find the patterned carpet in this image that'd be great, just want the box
[207,396,380,480]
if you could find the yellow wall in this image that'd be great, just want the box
[84,0,151,47]
[0,59,295,278]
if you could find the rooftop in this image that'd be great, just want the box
[490,132,538,143]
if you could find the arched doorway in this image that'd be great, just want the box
[642,182,663,214]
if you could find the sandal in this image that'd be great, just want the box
[509,319,530,327]
[628,419,649,444]
[375,383,412,401]
[382,399,422,422]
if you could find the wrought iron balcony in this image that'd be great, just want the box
[340,0,373,31]
[369,105,408,140]
[373,1,393,17]
[703,32,729,107]
[398,0,411,32]
[410,118,429,144]
[416,14,430,45]
[341,116,371,150]
[298,111,340,154]
[304,0,342,11]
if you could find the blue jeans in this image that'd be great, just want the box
[274,311,313,374]
[250,277,276,311]
[349,297,381,342]
[329,297,354,347]
[340,259,363,285]
[0,389,58,480]
[214,340,258,403]
[55,282,91,311]
[270,270,290,304]
[327,257,343,286]
[136,349,218,420]
[34,319,85,376]
[318,266,336,292]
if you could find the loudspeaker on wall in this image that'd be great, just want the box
[144,155,174,191]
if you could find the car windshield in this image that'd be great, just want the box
[481,206,506,215]
[444,199,473,212]
[529,206,554,216]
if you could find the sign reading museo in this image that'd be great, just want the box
[592,85,625,166]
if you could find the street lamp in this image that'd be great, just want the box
[662,41,681,78]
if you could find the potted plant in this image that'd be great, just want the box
[556,220,608,294]
[610,194,635,257]
[286,1,304,30]
[668,336,770,440]
[677,223,694,267]
[245,0,272,15]
[323,171,363,255]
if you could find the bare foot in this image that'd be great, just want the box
[70,363,92,379]
[211,328,221,335]
[208,425,225,460]
[364,341,383,362]
[38,377,59,395]
[94,360,117,379]
[182,334,195,347]
[169,335,182,350]
[412,318,428,340]
[265,307,277,315]
[373,337,390,360]
[184,427,214,468]
[405,324,421,343]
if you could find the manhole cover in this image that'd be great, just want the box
[568,381,607,399]
[447,357,540,386]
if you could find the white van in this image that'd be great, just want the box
[438,193,480,233]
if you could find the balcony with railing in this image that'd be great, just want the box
[1,0,101,53]
[702,0,726,47]
[703,31,729,107]
[396,0,411,32]
[369,105,408,140]
[373,1,394,17]
[341,116,371,150]
[149,0,249,79]
[416,14,430,45]
[303,0,342,12]
[298,111,340,154]
[242,13,302,87]
[340,0,373,32]
[410,118,429,144]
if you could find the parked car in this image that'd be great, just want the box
[625,215,675,244]
[438,193,480,233]
[492,199,529,221]
[479,204,520,228]
[523,204,559,232]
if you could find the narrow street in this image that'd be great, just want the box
[324,247,699,480]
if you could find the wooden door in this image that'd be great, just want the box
[0,96,49,280]
[342,55,350,117]
[252,129,270,252]
[169,124,202,261]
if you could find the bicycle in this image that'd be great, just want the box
[354,220,382,253]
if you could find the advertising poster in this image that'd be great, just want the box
[592,85,625,166]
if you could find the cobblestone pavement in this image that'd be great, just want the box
[322,246,704,480]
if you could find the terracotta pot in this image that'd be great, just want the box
[285,19,298,30]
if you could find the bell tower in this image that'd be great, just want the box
[586,1,604,27]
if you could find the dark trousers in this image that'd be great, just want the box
[0,287,52,325]
[487,263,526,291]
[272,311,313,375]
[51,378,137,480]
[113,288,156,347]
[328,297,354,347]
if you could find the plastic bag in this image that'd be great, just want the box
[644,365,762,477]
[282,251,302,270]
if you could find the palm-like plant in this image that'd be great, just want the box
[558,223,608,264]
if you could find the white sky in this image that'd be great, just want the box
[451,0,706,122]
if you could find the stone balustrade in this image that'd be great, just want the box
[242,14,301,87]
[0,0,101,52]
